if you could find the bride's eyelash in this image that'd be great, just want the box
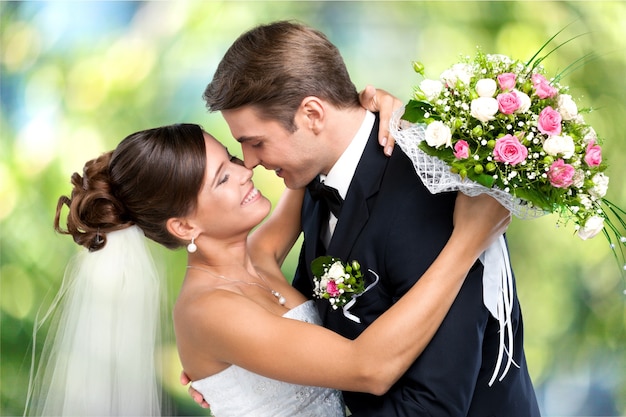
[217,153,243,186]
[218,174,229,185]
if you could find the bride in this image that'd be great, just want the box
[26,122,509,416]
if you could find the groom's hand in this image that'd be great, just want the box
[359,85,403,157]
[180,370,210,409]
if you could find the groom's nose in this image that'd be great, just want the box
[242,146,260,169]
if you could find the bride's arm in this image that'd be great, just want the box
[181,193,510,394]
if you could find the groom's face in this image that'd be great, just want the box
[222,105,323,189]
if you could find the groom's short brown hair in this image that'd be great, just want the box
[203,20,360,132]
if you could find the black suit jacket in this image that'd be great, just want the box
[293,114,540,417]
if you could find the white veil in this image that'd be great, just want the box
[24,226,165,416]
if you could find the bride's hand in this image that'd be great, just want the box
[452,193,511,255]
[180,370,210,409]
[358,85,403,157]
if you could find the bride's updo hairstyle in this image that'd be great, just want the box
[54,123,206,251]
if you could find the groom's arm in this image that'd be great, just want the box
[369,191,487,416]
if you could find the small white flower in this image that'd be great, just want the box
[470,97,498,122]
[425,121,452,148]
[475,78,497,97]
[579,194,593,210]
[577,215,605,240]
[557,94,578,120]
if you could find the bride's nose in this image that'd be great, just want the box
[239,164,254,184]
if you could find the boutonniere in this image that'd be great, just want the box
[311,256,379,323]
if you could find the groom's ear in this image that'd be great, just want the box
[298,96,325,134]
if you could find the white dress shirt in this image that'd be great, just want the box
[319,110,376,247]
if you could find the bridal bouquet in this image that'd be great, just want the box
[392,41,625,258]
[311,256,365,309]
[391,37,625,384]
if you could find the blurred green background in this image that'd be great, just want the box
[1,1,624,416]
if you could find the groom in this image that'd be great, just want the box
[201,20,540,416]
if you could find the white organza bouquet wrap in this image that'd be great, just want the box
[391,110,547,219]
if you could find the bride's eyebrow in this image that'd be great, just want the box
[210,161,225,188]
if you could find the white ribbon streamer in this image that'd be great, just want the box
[480,235,520,386]
[342,269,380,323]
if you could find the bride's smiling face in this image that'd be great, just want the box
[192,132,271,238]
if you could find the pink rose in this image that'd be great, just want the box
[532,73,558,99]
[584,140,602,167]
[537,106,562,135]
[454,140,470,159]
[493,134,528,165]
[326,280,340,297]
[548,159,575,188]
[497,72,517,91]
[497,91,521,114]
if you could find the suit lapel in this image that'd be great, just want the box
[327,115,386,260]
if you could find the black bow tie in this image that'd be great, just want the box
[307,177,343,218]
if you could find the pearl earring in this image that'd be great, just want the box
[187,236,197,253]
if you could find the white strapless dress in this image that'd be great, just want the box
[191,300,345,417]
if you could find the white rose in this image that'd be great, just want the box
[577,215,605,240]
[542,135,575,159]
[470,97,499,122]
[514,90,531,113]
[583,126,597,144]
[572,169,585,188]
[557,94,578,121]
[327,261,346,280]
[419,79,444,101]
[475,78,497,97]
[589,173,609,199]
[441,63,472,88]
[425,121,452,148]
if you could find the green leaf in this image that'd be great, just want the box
[472,173,496,188]
[401,99,434,123]
[311,256,337,277]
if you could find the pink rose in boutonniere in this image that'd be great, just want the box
[311,256,365,309]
